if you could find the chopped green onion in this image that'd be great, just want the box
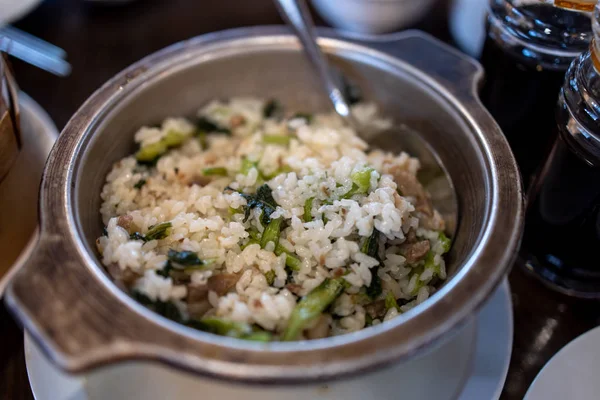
[282,278,345,341]
[203,167,228,176]
[263,134,291,146]
[303,197,314,222]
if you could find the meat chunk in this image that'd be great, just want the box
[390,169,433,216]
[186,283,211,318]
[286,283,303,296]
[364,300,386,319]
[188,175,213,187]
[187,283,209,303]
[400,240,431,264]
[229,114,246,128]
[207,273,240,296]
[105,263,140,290]
[305,314,332,340]
[117,214,133,231]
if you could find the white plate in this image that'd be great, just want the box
[524,325,600,400]
[25,279,512,400]
[0,0,42,26]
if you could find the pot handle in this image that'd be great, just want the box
[3,231,172,373]
[343,30,485,104]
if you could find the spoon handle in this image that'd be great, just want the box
[274,0,352,118]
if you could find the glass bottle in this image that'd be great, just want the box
[520,3,600,298]
[479,0,593,187]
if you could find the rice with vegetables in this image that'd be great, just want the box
[96,98,451,341]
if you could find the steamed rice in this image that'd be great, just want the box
[96,98,450,341]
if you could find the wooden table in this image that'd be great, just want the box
[1,0,599,399]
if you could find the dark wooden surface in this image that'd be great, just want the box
[1,0,599,399]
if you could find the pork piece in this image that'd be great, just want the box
[400,240,431,264]
[305,314,332,340]
[207,273,240,296]
[364,300,386,319]
[105,263,140,290]
[390,169,433,216]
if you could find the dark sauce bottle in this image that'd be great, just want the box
[520,4,600,297]
[479,0,592,187]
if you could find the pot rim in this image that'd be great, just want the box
[5,26,523,383]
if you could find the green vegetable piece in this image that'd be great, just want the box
[361,229,380,259]
[243,331,273,342]
[263,99,283,118]
[197,132,208,149]
[351,167,375,194]
[264,270,276,285]
[203,167,228,176]
[304,197,314,222]
[261,218,282,249]
[263,165,293,180]
[145,222,172,241]
[135,141,167,163]
[135,130,189,163]
[162,130,188,147]
[189,317,272,341]
[365,313,373,327]
[291,112,313,123]
[385,292,401,312]
[167,249,204,267]
[263,134,291,146]
[241,238,260,250]
[191,317,252,336]
[240,157,258,175]
[130,232,145,241]
[227,184,278,225]
[132,290,184,323]
[196,117,231,134]
[362,229,382,299]
[282,278,345,341]
[439,232,452,253]
[274,243,301,271]
[341,75,362,105]
[134,179,147,189]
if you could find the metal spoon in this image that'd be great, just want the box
[274,0,358,127]
[274,0,458,236]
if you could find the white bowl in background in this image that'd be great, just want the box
[449,0,488,58]
[311,0,438,34]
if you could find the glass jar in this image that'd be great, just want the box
[479,0,593,187]
[520,3,600,298]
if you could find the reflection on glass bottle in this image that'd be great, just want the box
[479,0,592,187]
[521,4,600,297]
